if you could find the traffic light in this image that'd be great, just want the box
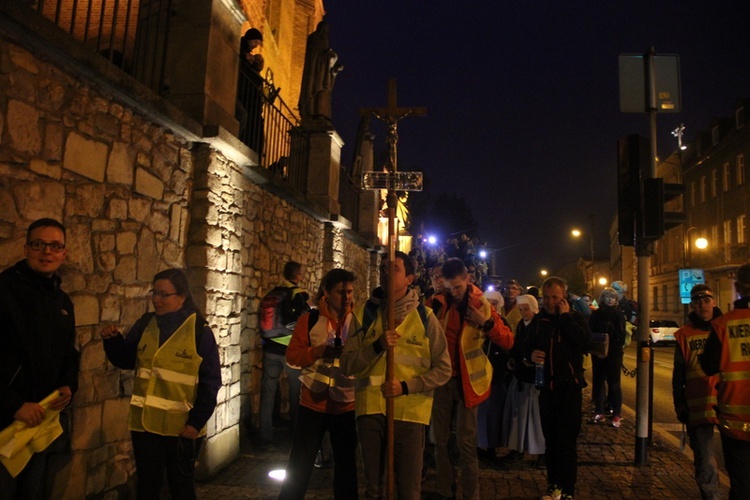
[642,177,686,239]
[617,135,648,246]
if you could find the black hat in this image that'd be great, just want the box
[690,284,713,301]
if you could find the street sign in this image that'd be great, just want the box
[362,171,423,191]
[678,268,705,304]
[619,53,681,113]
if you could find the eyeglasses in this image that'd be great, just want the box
[148,290,178,298]
[27,240,66,253]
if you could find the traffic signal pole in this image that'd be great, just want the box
[634,47,657,466]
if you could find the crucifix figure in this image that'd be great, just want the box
[360,78,426,500]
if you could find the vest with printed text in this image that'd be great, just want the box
[354,303,434,424]
[128,314,204,436]
[710,309,750,441]
[676,323,719,427]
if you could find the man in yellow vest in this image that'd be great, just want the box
[430,258,514,500]
[701,263,750,499]
[340,251,451,500]
[0,218,79,498]
[672,284,722,500]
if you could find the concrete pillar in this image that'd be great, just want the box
[162,0,245,135]
[306,127,344,214]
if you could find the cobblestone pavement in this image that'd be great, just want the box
[197,389,730,499]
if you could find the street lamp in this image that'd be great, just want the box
[683,226,708,267]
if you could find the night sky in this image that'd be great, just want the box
[323,1,750,285]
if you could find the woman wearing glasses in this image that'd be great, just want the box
[100,269,221,500]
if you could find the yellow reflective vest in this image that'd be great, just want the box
[433,293,495,408]
[353,304,434,425]
[128,314,204,436]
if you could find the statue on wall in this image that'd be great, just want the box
[298,21,343,126]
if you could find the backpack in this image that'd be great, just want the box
[259,286,297,339]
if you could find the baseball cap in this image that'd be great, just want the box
[690,284,713,301]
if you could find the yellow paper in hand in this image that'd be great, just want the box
[0,390,63,477]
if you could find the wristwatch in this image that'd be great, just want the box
[482,318,494,332]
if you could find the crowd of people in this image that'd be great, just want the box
[3,217,749,500]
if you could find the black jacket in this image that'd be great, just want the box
[0,260,79,427]
[530,308,591,390]
[589,304,627,352]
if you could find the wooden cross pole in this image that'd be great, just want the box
[360,78,426,500]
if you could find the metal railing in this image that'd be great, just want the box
[236,64,309,195]
[30,0,171,95]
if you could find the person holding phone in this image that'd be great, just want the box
[279,268,359,500]
[529,277,591,500]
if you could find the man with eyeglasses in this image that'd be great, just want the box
[672,284,722,500]
[0,218,79,497]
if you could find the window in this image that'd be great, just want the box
[738,154,746,186]
[700,176,706,202]
[711,169,718,198]
[653,286,659,311]
[738,106,745,129]
[662,285,668,312]
[723,162,731,191]
[738,215,746,244]
[724,219,732,246]
[690,181,696,207]
[712,125,720,145]
[711,225,719,248]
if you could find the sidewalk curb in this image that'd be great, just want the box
[620,402,730,488]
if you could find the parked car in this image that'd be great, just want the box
[649,319,679,346]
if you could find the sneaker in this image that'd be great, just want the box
[541,486,562,500]
[314,450,333,469]
[590,414,605,424]
[612,416,621,428]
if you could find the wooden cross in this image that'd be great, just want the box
[360,78,426,500]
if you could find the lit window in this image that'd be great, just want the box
[711,169,717,198]
[738,215,746,244]
[724,219,732,246]
[690,181,696,207]
[723,162,731,191]
[711,225,719,247]
[738,154,746,186]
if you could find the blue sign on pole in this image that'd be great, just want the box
[679,268,705,304]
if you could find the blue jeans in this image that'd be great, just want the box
[688,423,720,500]
[259,350,301,443]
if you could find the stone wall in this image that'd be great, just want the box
[0,32,373,498]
